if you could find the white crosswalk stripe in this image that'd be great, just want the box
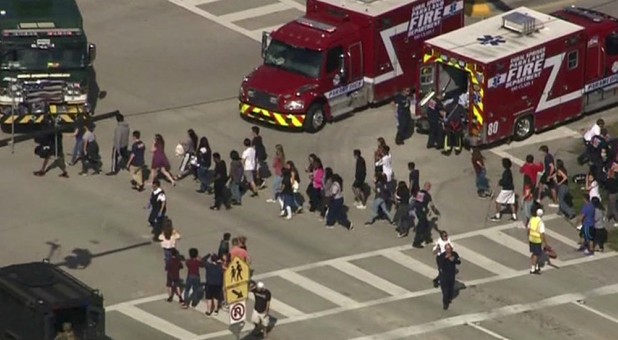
[454,244,517,276]
[166,0,305,42]
[332,260,410,296]
[106,214,616,340]
[278,269,360,307]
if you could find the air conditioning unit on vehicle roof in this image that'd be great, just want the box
[502,12,544,35]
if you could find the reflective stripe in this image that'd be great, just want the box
[240,102,305,128]
[273,113,288,126]
[20,115,33,123]
[528,216,542,243]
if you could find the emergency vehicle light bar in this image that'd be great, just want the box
[502,12,543,35]
[2,28,81,37]
[296,17,336,33]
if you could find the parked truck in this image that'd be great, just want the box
[419,6,618,145]
[239,0,464,132]
[0,0,96,133]
[0,261,105,340]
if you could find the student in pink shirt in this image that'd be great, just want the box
[308,158,325,212]
[229,237,251,264]
[267,144,285,203]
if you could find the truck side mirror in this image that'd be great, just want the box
[338,53,346,78]
[261,32,271,58]
[88,43,96,65]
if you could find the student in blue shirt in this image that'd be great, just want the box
[579,195,596,256]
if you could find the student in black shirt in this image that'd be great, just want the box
[352,149,367,209]
[394,181,411,238]
[365,172,393,225]
[127,131,146,191]
[438,244,460,310]
[210,152,230,210]
[490,158,517,221]
[408,162,420,196]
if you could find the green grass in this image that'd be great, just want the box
[568,121,618,251]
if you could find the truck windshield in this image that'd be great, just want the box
[1,46,86,71]
[264,40,322,78]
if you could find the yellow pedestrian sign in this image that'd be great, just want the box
[225,282,249,304]
[224,257,250,288]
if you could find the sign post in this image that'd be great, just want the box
[224,257,251,339]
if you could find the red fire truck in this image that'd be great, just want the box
[419,6,618,146]
[239,0,464,132]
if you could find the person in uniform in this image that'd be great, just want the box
[147,179,167,241]
[442,104,464,155]
[412,182,440,248]
[426,96,445,150]
[438,243,460,310]
[394,87,413,145]
[34,124,69,178]
[250,281,272,338]
[528,208,548,274]
[54,322,76,340]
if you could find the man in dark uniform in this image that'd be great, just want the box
[426,96,445,149]
[438,243,460,310]
[442,104,464,155]
[412,182,440,248]
[210,152,231,210]
[147,179,167,241]
[34,125,69,178]
[394,87,413,145]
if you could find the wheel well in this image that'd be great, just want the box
[513,114,535,135]
[309,97,330,119]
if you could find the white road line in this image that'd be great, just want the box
[348,283,618,340]
[453,244,517,276]
[115,305,198,340]
[278,0,306,11]
[266,297,306,318]
[178,0,221,6]
[544,228,580,249]
[573,301,618,324]
[484,229,568,267]
[331,260,410,296]
[381,250,438,280]
[466,322,511,340]
[490,126,580,165]
[108,216,561,312]
[193,252,617,340]
[219,3,291,22]
[167,0,257,42]
[192,301,229,324]
[278,269,360,307]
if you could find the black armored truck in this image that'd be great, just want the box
[0,261,105,340]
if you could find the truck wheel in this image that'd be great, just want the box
[513,115,534,141]
[304,104,326,133]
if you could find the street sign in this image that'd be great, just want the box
[229,300,246,325]
[225,282,249,305]
[224,257,250,288]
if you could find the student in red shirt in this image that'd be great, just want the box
[182,248,202,308]
[165,248,184,304]
[519,154,543,193]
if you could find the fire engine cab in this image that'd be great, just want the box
[419,6,618,146]
[239,0,464,132]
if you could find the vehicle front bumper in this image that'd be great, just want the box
[239,102,305,129]
[0,103,90,125]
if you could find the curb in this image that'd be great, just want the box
[465,0,492,18]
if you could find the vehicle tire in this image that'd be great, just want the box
[303,103,326,133]
[0,123,11,133]
[513,115,534,141]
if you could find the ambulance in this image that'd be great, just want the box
[239,0,464,132]
[419,6,618,145]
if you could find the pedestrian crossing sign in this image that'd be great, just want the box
[224,257,250,289]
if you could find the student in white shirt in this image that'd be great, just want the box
[583,119,604,143]
[375,145,393,182]
[159,219,181,261]
[241,138,258,196]
[432,230,453,287]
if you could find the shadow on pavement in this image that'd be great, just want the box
[51,241,152,269]
[240,316,278,340]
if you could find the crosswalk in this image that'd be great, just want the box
[167,0,306,42]
[106,215,617,340]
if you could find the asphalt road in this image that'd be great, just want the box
[1,0,618,339]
